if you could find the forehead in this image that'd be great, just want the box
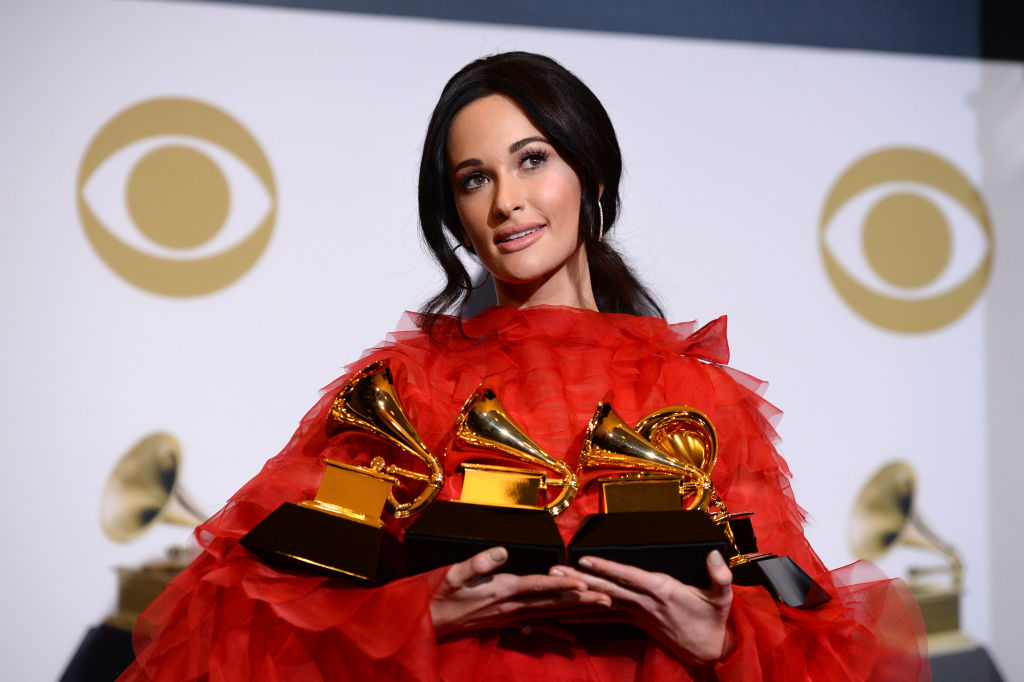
[447,94,543,161]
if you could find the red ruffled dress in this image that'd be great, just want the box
[118,306,929,681]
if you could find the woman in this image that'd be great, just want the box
[119,52,928,681]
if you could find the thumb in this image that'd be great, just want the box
[706,550,734,603]
[445,547,508,588]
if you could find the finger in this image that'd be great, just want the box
[553,565,647,608]
[550,566,615,605]
[444,547,508,588]
[705,550,733,603]
[552,564,614,589]
[489,590,612,619]
[574,555,670,594]
[495,573,590,597]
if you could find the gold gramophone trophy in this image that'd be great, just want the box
[61,432,208,682]
[404,385,578,575]
[636,406,758,557]
[640,406,828,607]
[241,359,444,585]
[568,400,732,588]
[850,461,971,650]
[571,402,829,607]
[100,433,207,632]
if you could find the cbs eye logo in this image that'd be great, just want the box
[77,98,276,297]
[820,147,993,333]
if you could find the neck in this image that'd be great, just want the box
[492,243,598,311]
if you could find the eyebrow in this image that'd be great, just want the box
[450,136,550,174]
[509,135,547,153]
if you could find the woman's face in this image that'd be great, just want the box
[446,94,594,309]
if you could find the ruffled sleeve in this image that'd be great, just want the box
[667,333,929,681]
[117,363,450,682]
[588,314,929,681]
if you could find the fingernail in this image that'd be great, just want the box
[579,558,593,569]
[550,568,565,577]
[709,550,724,567]
[490,547,508,562]
[602,597,612,608]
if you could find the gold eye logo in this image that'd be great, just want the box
[820,148,993,333]
[77,98,276,296]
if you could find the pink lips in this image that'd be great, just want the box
[495,223,546,253]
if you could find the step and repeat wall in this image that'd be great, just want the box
[1,1,1021,679]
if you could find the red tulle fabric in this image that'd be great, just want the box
[118,306,929,681]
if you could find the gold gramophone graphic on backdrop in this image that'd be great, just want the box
[100,432,207,631]
[850,460,971,648]
[404,385,579,575]
[241,359,444,584]
[569,401,828,607]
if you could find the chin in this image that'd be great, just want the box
[496,265,556,286]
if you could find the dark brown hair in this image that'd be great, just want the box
[417,51,663,331]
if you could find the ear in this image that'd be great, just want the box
[459,231,476,255]
[451,223,473,251]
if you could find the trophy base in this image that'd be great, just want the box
[568,510,731,589]
[724,513,759,554]
[404,501,565,576]
[911,585,961,636]
[240,502,403,585]
[731,555,830,608]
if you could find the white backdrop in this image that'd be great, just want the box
[1,1,1020,679]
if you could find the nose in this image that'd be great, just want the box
[490,175,524,221]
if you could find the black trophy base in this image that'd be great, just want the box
[726,514,758,555]
[240,502,403,585]
[404,500,565,576]
[931,644,1004,682]
[59,624,134,682]
[732,555,830,608]
[568,510,731,589]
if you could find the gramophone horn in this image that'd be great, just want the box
[849,460,962,588]
[453,386,578,515]
[326,360,443,518]
[581,401,714,511]
[100,432,207,543]
[635,406,718,474]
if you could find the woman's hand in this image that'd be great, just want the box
[430,547,613,637]
[551,550,733,667]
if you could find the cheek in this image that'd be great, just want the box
[537,173,582,225]
[455,195,489,244]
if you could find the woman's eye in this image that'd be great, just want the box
[521,152,547,169]
[460,172,487,190]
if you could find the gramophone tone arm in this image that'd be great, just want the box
[676,468,715,511]
[384,463,434,483]
[543,463,578,515]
